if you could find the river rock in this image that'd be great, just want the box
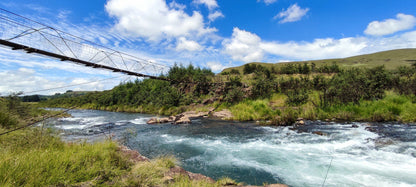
[147,118,158,124]
[312,131,327,136]
[147,117,175,124]
[351,124,359,128]
[365,126,377,132]
[174,116,191,124]
[211,109,233,120]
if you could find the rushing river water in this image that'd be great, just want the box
[45,109,416,186]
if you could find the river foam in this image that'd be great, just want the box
[153,123,416,186]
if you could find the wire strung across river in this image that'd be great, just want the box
[0,107,74,136]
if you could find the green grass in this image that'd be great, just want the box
[223,91,416,124]
[0,127,235,186]
[0,128,131,186]
[229,99,280,121]
[312,92,416,122]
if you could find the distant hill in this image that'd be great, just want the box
[222,48,416,73]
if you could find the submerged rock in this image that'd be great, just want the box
[365,126,377,132]
[352,124,359,128]
[312,131,327,136]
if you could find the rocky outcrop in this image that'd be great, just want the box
[147,111,209,125]
[118,145,149,162]
[147,116,176,124]
[164,166,215,183]
[146,109,235,125]
[211,109,233,120]
[173,114,191,124]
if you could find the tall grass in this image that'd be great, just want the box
[314,92,416,122]
[0,128,230,186]
[229,99,280,121]
[0,128,131,186]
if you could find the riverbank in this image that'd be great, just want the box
[1,98,291,186]
[0,127,223,186]
[45,91,416,126]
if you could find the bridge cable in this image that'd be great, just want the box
[0,107,75,136]
[321,155,334,187]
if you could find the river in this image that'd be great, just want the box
[45,109,416,186]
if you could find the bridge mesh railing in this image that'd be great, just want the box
[0,8,169,78]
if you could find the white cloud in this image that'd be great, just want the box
[208,11,224,22]
[206,61,227,72]
[274,4,309,23]
[105,0,216,41]
[260,37,367,60]
[223,27,416,63]
[169,1,186,10]
[364,13,416,36]
[0,66,129,96]
[176,37,203,51]
[257,0,278,5]
[0,68,64,95]
[193,0,218,10]
[223,28,264,62]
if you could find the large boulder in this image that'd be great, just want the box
[146,117,174,124]
[174,116,191,124]
[211,109,233,120]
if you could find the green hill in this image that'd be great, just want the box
[222,48,416,73]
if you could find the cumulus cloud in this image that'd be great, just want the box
[206,61,227,72]
[257,0,278,5]
[168,1,186,10]
[176,37,203,51]
[364,13,416,36]
[208,11,224,22]
[105,0,216,41]
[193,0,218,10]
[223,28,264,62]
[0,66,127,96]
[0,68,63,95]
[224,26,416,63]
[274,4,309,23]
[223,27,367,62]
[260,37,367,60]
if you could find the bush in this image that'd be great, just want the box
[0,112,18,129]
[285,89,309,106]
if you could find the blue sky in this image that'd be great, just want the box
[1,0,416,95]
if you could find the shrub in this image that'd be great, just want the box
[0,112,18,129]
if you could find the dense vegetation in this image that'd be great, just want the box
[40,49,416,124]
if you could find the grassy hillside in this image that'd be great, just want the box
[222,48,416,73]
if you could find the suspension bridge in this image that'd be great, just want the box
[0,8,170,82]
